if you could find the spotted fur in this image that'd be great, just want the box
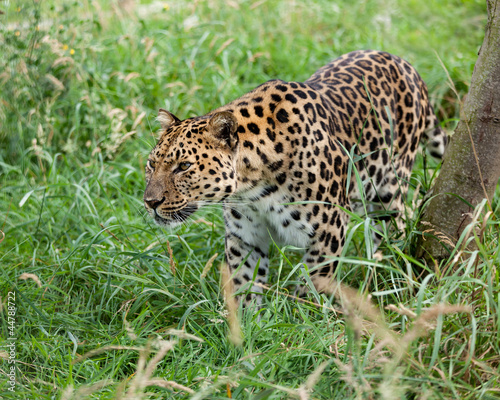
[144,50,447,305]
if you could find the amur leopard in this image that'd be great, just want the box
[144,50,447,305]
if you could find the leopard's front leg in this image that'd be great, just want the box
[297,207,348,297]
[223,206,269,307]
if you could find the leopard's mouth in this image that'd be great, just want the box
[152,203,199,227]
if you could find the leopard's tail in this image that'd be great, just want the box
[423,103,447,159]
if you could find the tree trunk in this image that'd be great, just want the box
[417,0,500,261]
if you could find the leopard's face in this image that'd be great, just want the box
[144,110,239,227]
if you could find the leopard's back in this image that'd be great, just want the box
[306,50,446,210]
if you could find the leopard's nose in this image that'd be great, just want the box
[144,197,165,210]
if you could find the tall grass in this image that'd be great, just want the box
[1,0,498,399]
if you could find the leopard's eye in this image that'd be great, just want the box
[147,160,156,171]
[178,162,192,171]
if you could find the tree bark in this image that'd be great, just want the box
[417,0,500,261]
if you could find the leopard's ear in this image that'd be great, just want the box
[157,109,180,130]
[207,111,239,150]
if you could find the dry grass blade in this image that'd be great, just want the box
[194,217,215,227]
[19,273,42,287]
[52,56,75,67]
[332,282,403,356]
[216,38,235,56]
[164,328,204,342]
[402,304,472,346]
[142,378,194,393]
[455,199,487,255]
[124,340,180,399]
[60,380,114,400]
[334,284,473,398]
[72,345,143,364]
[220,263,243,346]
[420,221,456,247]
[45,74,65,90]
[295,360,330,399]
[124,319,138,341]
[166,239,176,275]
[132,111,146,129]
[142,341,176,386]
[201,252,218,279]
[385,303,417,319]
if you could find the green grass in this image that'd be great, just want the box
[1,0,499,399]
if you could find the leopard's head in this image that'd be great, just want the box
[144,109,239,227]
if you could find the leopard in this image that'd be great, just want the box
[143,50,447,306]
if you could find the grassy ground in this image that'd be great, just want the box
[1,0,499,399]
